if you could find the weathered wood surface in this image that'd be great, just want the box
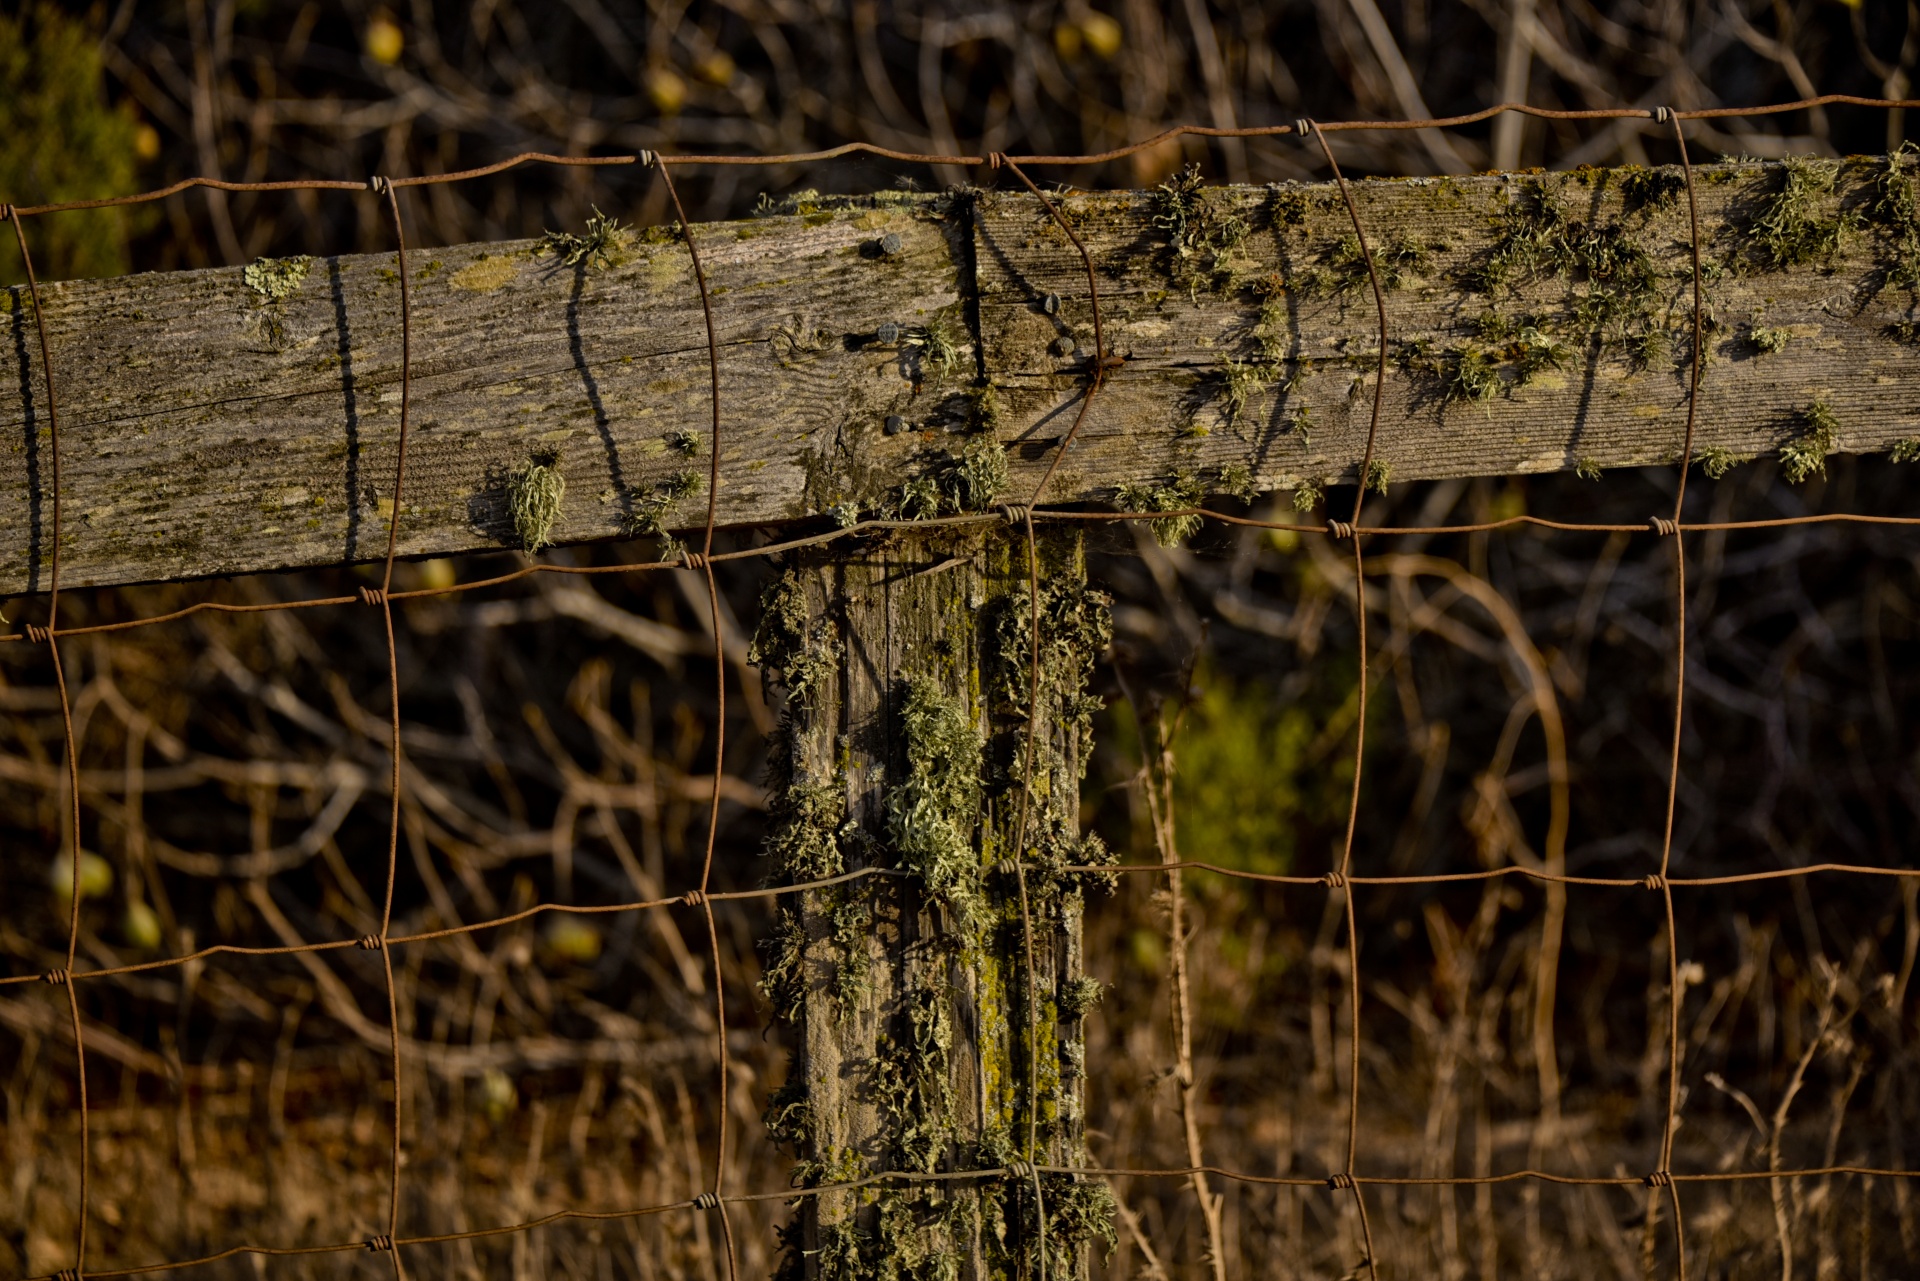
[7,158,1920,594]
[759,527,1105,1274]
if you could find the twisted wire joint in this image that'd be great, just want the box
[682,889,709,908]
[1327,1171,1356,1190]
[1000,504,1032,526]
[1323,871,1349,889]
[357,934,384,950]
[1642,874,1669,891]
[42,968,70,986]
[365,1235,395,1252]
[1005,1158,1036,1180]
[1648,517,1679,537]
[1326,519,1356,541]
[691,1191,720,1211]
[357,586,389,607]
[25,624,51,645]
[1644,1169,1674,1188]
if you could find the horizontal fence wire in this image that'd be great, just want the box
[3,95,1920,1281]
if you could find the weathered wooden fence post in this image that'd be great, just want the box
[751,522,1118,1277]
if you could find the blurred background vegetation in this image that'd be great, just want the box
[7,1,1920,1278]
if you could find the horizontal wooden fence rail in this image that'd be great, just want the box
[7,155,1920,594]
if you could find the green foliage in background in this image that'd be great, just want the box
[1106,659,1365,881]
[0,3,143,282]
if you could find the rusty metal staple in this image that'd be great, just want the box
[4,95,1920,1281]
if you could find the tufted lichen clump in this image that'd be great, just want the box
[507,448,566,552]
[750,571,839,706]
[887,675,984,927]
[892,435,1009,520]
[1463,177,1662,357]
[872,982,955,1171]
[1218,356,1273,424]
[1115,470,1206,547]
[1744,158,1851,272]
[1697,446,1747,479]
[539,206,628,270]
[1057,976,1104,1019]
[1869,144,1920,294]
[1154,163,1249,299]
[1748,322,1791,354]
[625,469,705,554]
[1307,233,1432,298]
[1779,401,1841,483]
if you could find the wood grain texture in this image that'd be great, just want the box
[766,527,1099,1271]
[7,158,1920,594]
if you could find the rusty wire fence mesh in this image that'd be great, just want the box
[4,97,1920,1280]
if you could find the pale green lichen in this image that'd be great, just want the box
[1870,145,1920,292]
[887,675,984,926]
[757,906,808,1021]
[1217,462,1257,504]
[243,255,312,302]
[626,469,704,548]
[508,448,566,552]
[1363,459,1391,494]
[1154,163,1249,298]
[1443,346,1501,405]
[749,571,838,704]
[1575,456,1603,482]
[1288,403,1313,448]
[1779,401,1841,483]
[887,436,1009,519]
[945,435,1009,511]
[1006,1174,1118,1277]
[1310,234,1431,298]
[763,1076,812,1150]
[1749,322,1791,355]
[666,427,702,455]
[1292,479,1323,513]
[1056,976,1104,1019]
[540,206,628,269]
[1746,158,1851,272]
[1468,179,1659,345]
[1696,446,1746,479]
[989,576,1115,718]
[1218,356,1273,424]
[906,314,967,384]
[1115,470,1206,547]
[1892,437,1920,463]
[872,982,955,1171]
[826,891,873,1012]
[764,779,846,881]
